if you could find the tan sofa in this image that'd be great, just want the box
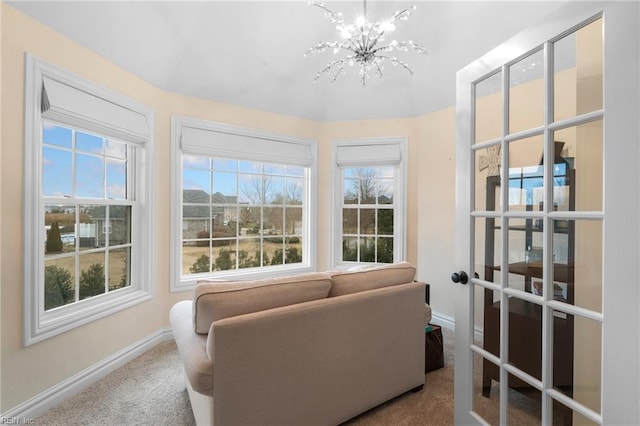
[170,262,428,425]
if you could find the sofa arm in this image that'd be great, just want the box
[170,301,213,396]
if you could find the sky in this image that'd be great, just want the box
[42,123,127,200]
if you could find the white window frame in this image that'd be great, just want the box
[171,115,317,291]
[23,55,155,346]
[331,137,407,269]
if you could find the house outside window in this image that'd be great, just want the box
[171,116,317,291]
[332,138,406,268]
[24,56,155,345]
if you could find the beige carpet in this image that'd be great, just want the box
[36,328,458,425]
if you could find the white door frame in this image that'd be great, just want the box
[454,1,640,424]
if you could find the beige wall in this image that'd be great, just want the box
[1,4,460,412]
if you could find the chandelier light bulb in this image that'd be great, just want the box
[306,0,427,86]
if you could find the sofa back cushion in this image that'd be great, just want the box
[193,273,332,334]
[328,261,416,297]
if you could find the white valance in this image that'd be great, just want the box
[336,143,402,167]
[41,76,149,144]
[180,126,313,167]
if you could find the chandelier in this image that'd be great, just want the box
[305,0,427,85]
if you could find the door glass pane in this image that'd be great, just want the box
[552,399,599,426]
[554,18,603,122]
[507,374,541,424]
[475,71,503,143]
[475,284,500,357]
[553,120,602,212]
[473,352,500,423]
[553,219,602,312]
[507,296,542,381]
[508,135,544,212]
[474,217,501,284]
[509,49,544,134]
[553,312,602,415]
[474,145,502,211]
[507,218,544,294]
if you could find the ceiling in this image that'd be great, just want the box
[9,1,567,121]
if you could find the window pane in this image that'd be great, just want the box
[264,207,284,235]
[212,158,236,172]
[342,208,357,234]
[79,205,106,250]
[285,207,303,235]
[213,241,236,271]
[377,209,394,235]
[378,179,393,204]
[105,139,127,160]
[76,131,103,154]
[184,155,210,169]
[79,253,106,300]
[213,172,237,200]
[109,206,131,246]
[286,178,303,205]
[359,237,375,262]
[43,147,73,197]
[185,246,211,274]
[44,258,76,310]
[360,209,375,235]
[183,169,211,201]
[240,207,261,236]
[45,205,76,254]
[265,176,284,204]
[106,159,126,200]
[239,174,263,204]
[239,160,261,173]
[182,205,210,240]
[344,178,358,204]
[238,238,262,268]
[359,169,377,204]
[109,247,130,290]
[285,165,304,177]
[342,236,357,261]
[377,237,394,263]
[285,237,303,264]
[264,163,285,175]
[43,124,72,148]
[265,237,283,266]
[76,153,104,198]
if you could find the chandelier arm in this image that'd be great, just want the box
[310,2,345,26]
[389,7,417,23]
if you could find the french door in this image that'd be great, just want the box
[454,2,639,425]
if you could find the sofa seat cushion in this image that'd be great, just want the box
[193,272,332,334]
[328,261,416,297]
[170,301,213,396]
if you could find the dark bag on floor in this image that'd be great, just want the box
[425,325,445,373]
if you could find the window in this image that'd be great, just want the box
[172,116,316,290]
[24,56,154,345]
[332,138,406,268]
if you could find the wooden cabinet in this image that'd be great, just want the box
[481,147,575,409]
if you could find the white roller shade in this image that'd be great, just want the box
[41,76,149,144]
[336,143,401,167]
[181,126,313,166]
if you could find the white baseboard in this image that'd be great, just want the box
[431,310,455,330]
[2,327,174,420]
